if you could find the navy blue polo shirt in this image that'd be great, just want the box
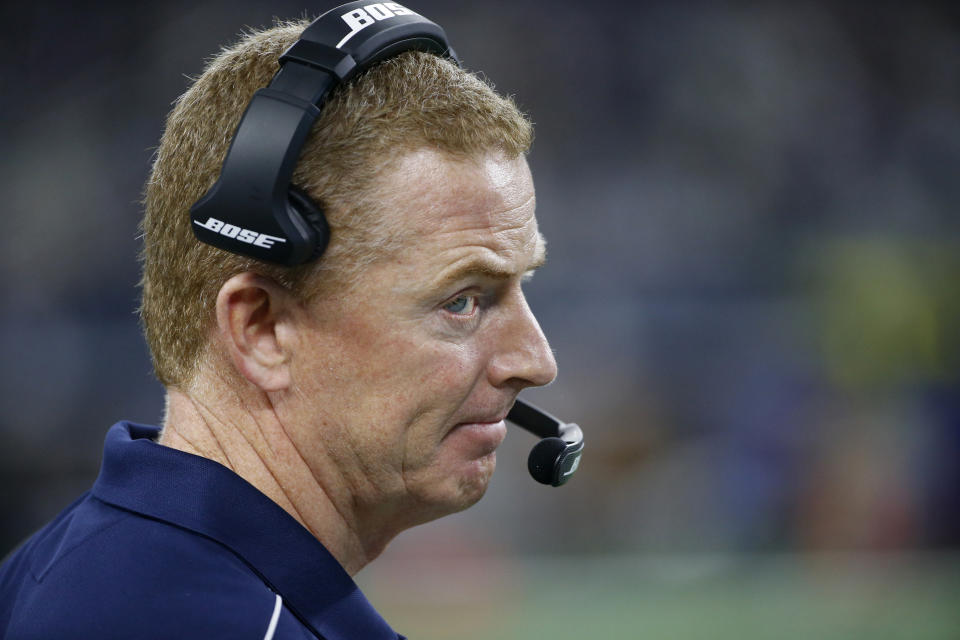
[0,422,404,640]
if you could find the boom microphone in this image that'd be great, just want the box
[507,399,584,487]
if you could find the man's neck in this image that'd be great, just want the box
[158,385,376,575]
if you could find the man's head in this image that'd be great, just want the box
[141,19,534,387]
[141,18,557,546]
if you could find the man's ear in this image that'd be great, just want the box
[215,272,296,392]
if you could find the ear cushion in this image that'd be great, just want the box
[288,185,331,260]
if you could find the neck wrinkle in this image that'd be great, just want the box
[159,384,372,576]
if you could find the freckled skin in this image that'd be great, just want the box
[278,149,557,536]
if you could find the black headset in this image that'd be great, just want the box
[189,1,583,486]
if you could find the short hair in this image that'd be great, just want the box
[140,20,533,387]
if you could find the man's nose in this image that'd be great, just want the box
[488,289,558,390]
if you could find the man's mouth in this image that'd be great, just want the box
[444,417,508,456]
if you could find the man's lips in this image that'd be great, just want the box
[454,400,515,429]
[444,415,508,454]
[446,415,507,436]
[456,412,509,426]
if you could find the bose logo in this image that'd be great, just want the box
[194,217,287,249]
[563,454,581,477]
[338,2,418,48]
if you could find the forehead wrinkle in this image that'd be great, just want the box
[424,188,539,252]
[426,230,547,293]
[412,190,537,241]
[377,149,540,297]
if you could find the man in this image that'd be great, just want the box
[0,7,559,640]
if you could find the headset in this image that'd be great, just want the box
[508,399,584,487]
[189,1,583,486]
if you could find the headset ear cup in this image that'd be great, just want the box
[288,185,330,260]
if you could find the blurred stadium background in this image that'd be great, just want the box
[2,1,958,637]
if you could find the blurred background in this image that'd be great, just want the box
[2,1,958,637]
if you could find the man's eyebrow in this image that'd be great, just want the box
[431,233,547,291]
[530,233,547,269]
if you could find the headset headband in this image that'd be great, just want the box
[190,1,459,265]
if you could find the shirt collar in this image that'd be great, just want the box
[92,421,402,640]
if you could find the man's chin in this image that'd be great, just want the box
[455,450,497,506]
[407,453,498,524]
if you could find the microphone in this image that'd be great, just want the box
[507,399,584,487]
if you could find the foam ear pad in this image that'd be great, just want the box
[288,185,330,260]
[527,437,567,485]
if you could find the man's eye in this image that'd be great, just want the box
[443,294,477,315]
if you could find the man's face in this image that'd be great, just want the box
[284,149,557,530]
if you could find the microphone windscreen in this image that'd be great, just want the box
[527,437,567,485]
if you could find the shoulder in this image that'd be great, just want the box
[2,495,314,639]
